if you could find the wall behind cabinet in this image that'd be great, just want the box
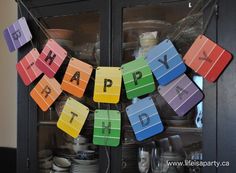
[0,0,17,148]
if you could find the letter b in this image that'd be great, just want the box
[12,30,21,40]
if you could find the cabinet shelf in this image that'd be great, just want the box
[38,121,57,126]
[165,126,202,133]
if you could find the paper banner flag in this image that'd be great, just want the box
[57,97,89,138]
[93,110,121,147]
[158,74,204,116]
[36,39,67,78]
[146,39,186,85]
[61,58,93,98]
[126,97,163,141]
[93,67,122,103]
[183,35,232,82]
[121,57,155,99]
[3,17,32,52]
[30,75,62,111]
[16,48,42,86]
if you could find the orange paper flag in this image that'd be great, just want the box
[61,58,92,98]
[30,75,62,111]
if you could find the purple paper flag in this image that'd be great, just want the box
[158,74,204,116]
[3,17,32,52]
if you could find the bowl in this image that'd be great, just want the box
[53,157,71,169]
[72,143,90,153]
[123,20,171,42]
[39,160,52,169]
[38,149,53,160]
[76,150,96,160]
[52,163,69,172]
[46,29,75,40]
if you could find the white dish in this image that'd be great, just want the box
[39,160,52,169]
[52,163,69,172]
[38,150,53,160]
[53,157,71,168]
[39,169,51,173]
[72,159,98,165]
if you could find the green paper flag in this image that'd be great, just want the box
[121,57,155,99]
[93,110,121,147]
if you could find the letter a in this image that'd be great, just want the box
[176,86,188,100]
[70,71,80,85]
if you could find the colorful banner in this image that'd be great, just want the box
[57,97,89,138]
[16,48,42,86]
[3,17,32,52]
[158,74,204,116]
[30,75,62,111]
[61,58,93,98]
[93,67,122,103]
[93,110,121,147]
[3,7,235,146]
[121,57,155,99]
[36,39,67,78]
[126,97,164,141]
[184,35,232,82]
[146,39,186,85]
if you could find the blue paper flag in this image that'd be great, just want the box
[146,39,186,85]
[126,97,164,141]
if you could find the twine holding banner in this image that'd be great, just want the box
[2,0,233,146]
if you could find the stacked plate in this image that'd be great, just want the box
[38,150,53,173]
[70,159,99,173]
[121,144,139,173]
[70,150,99,173]
[52,156,71,173]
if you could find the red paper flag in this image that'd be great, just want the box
[16,48,42,86]
[36,39,67,78]
[184,35,232,82]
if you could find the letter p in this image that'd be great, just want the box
[132,71,142,85]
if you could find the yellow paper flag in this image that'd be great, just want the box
[57,97,89,138]
[93,67,122,103]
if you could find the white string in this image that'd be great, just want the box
[18,0,50,39]
[172,0,202,39]
[173,0,215,41]
[17,1,35,49]
[105,146,110,173]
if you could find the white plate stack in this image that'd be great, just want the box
[39,150,53,173]
[51,156,71,173]
[70,159,99,173]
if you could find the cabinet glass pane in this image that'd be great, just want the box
[121,1,203,173]
[36,11,100,173]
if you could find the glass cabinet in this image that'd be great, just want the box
[37,11,101,173]
[17,0,219,173]
[17,1,111,173]
[111,0,216,173]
